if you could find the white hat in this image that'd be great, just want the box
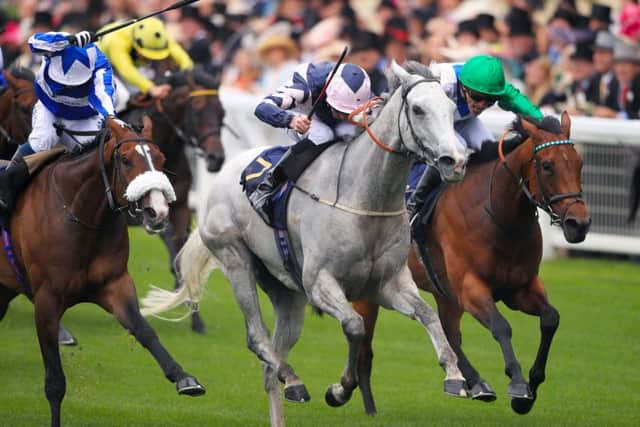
[47,45,97,85]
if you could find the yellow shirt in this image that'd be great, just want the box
[98,24,193,93]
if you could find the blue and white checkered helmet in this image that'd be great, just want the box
[326,63,371,113]
[47,45,97,86]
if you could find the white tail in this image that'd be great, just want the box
[140,230,218,317]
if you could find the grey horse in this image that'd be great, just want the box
[142,61,468,426]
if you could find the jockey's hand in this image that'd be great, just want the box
[148,84,171,99]
[71,31,96,47]
[289,115,311,135]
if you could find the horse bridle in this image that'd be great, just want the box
[495,134,584,226]
[0,87,34,146]
[53,124,155,228]
[348,76,441,161]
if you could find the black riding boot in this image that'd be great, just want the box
[406,166,441,223]
[249,139,330,211]
[0,152,31,213]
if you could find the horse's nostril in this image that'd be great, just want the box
[144,207,157,219]
[438,156,455,168]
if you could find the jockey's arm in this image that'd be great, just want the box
[255,71,311,128]
[498,82,544,120]
[168,39,193,70]
[28,32,72,55]
[106,39,155,94]
[88,54,116,118]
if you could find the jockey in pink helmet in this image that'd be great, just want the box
[251,61,372,214]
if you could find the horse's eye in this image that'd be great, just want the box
[412,105,424,116]
[121,156,131,167]
[542,160,553,174]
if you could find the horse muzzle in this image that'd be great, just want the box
[206,152,225,173]
[436,155,467,183]
[142,189,170,234]
[562,214,591,243]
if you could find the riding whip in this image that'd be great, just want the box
[69,0,200,45]
[307,46,349,120]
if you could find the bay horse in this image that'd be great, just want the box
[351,112,591,416]
[0,117,205,427]
[141,61,469,427]
[124,65,226,333]
[0,66,37,159]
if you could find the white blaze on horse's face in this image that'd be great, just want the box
[391,61,466,182]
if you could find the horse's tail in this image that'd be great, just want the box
[628,156,640,223]
[140,229,218,317]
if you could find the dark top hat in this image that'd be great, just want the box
[456,19,478,38]
[591,4,612,23]
[410,7,435,23]
[506,7,534,37]
[570,40,594,62]
[350,30,383,54]
[33,10,54,29]
[383,16,410,45]
[475,13,496,31]
[551,7,578,26]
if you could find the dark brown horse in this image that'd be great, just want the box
[0,67,37,159]
[349,112,591,415]
[0,118,205,427]
[124,66,225,333]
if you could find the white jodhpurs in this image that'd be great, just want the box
[454,116,494,152]
[285,117,357,145]
[28,102,105,153]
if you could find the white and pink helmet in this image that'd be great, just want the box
[325,63,371,113]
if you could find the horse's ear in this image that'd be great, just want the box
[108,116,125,137]
[519,116,538,136]
[560,111,571,136]
[142,115,153,139]
[390,60,410,82]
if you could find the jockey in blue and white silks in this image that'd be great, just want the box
[250,62,372,219]
[0,30,117,213]
[27,31,116,154]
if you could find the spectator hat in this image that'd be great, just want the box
[475,13,497,33]
[594,31,616,50]
[506,7,534,37]
[456,20,479,38]
[33,11,54,29]
[613,40,640,64]
[570,41,594,62]
[256,34,299,61]
[591,4,612,23]
[350,30,382,54]
[384,16,410,45]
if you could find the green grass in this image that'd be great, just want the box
[1,228,639,426]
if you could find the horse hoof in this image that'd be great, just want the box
[284,384,310,403]
[470,381,497,402]
[58,326,78,346]
[511,397,536,415]
[444,379,468,398]
[325,383,351,407]
[507,382,533,400]
[176,376,206,397]
[190,313,206,335]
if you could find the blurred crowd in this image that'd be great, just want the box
[1,0,639,119]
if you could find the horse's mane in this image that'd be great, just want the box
[382,61,438,104]
[8,65,35,82]
[163,65,220,89]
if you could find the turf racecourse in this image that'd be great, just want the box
[1,228,639,427]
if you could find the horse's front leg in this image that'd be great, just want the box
[306,270,366,408]
[504,277,559,415]
[435,296,496,402]
[95,273,205,396]
[462,274,531,405]
[34,289,66,427]
[375,267,467,397]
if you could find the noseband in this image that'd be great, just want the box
[498,133,584,225]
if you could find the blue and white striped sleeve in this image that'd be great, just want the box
[255,63,312,128]
[29,32,71,55]
[88,52,116,118]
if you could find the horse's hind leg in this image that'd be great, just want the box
[436,296,496,402]
[375,268,467,397]
[463,274,531,405]
[352,299,380,415]
[95,274,205,396]
[504,277,559,415]
[33,289,66,427]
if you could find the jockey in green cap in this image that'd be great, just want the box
[407,54,543,222]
